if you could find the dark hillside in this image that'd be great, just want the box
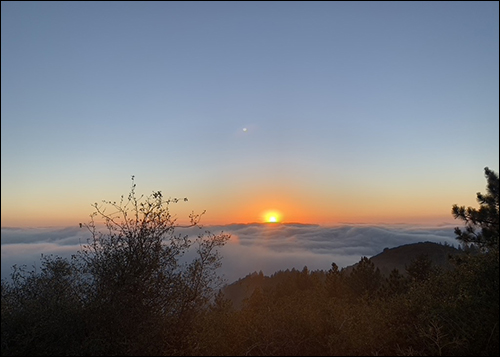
[344,241,461,277]
[223,241,461,308]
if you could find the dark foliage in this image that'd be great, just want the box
[2,179,229,356]
[452,167,499,251]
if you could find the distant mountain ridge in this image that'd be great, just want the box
[343,241,461,277]
[222,241,461,308]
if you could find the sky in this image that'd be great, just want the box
[1,1,499,228]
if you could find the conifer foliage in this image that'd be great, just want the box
[452,167,499,251]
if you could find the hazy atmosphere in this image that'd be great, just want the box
[2,3,499,356]
[1,223,458,283]
[2,1,498,228]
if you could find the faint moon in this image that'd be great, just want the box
[243,128,247,132]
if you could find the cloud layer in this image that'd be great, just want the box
[1,223,459,283]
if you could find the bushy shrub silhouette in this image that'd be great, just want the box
[1,177,230,355]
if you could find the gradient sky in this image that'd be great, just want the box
[1,1,499,228]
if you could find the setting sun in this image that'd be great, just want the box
[263,210,282,223]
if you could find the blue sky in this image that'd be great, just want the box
[1,1,498,227]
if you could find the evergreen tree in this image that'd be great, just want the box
[348,257,383,298]
[452,167,499,251]
[406,254,435,283]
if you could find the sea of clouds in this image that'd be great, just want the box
[1,223,459,284]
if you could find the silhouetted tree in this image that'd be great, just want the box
[1,255,87,356]
[77,177,230,354]
[325,262,347,299]
[347,257,383,298]
[1,177,230,356]
[383,268,409,296]
[452,167,499,251]
[406,254,436,283]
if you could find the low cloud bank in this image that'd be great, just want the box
[1,223,458,283]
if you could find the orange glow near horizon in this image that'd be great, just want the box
[1,181,471,228]
[0,203,457,228]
